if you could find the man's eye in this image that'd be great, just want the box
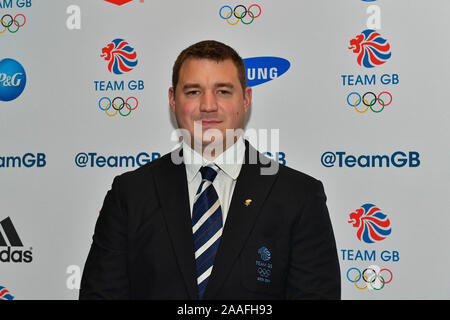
[186,91,199,96]
[218,90,231,95]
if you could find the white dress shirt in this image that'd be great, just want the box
[182,136,245,224]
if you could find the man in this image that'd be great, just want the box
[79,40,340,299]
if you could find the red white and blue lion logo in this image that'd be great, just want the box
[0,286,14,300]
[100,38,138,74]
[348,203,392,243]
[348,29,391,68]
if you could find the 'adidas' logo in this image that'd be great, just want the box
[0,217,23,247]
[0,217,32,263]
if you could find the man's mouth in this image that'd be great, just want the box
[201,120,222,126]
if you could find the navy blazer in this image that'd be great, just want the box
[79,141,341,299]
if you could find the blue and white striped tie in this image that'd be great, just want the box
[192,165,223,299]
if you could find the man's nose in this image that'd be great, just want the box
[199,90,218,112]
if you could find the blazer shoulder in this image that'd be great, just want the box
[113,150,174,188]
[250,143,325,198]
[277,162,325,198]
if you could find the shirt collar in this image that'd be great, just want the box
[183,136,245,183]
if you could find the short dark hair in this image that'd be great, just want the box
[171,40,246,95]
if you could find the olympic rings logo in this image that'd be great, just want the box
[0,14,26,34]
[346,266,393,291]
[98,97,139,117]
[346,91,393,113]
[257,268,271,278]
[219,4,261,25]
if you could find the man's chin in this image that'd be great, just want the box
[191,135,224,149]
[196,137,225,147]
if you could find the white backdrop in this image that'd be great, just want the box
[1,0,449,299]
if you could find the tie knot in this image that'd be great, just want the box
[200,165,218,182]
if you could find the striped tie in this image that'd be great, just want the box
[192,165,223,299]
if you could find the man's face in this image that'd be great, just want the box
[169,58,252,151]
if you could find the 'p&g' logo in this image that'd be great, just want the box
[0,58,26,102]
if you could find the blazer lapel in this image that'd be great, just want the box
[153,149,198,299]
[203,141,279,299]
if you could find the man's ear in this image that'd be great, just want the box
[243,86,252,113]
[168,87,176,113]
